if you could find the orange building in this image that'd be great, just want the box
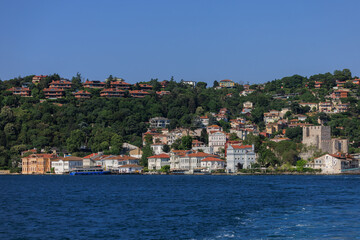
[22,154,57,174]
[43,88,65,99]
[83,80,105,88]
[32,75,47,84]
[49,80,73,89]
[7,87,31,97]
[74,90,91,99]
[100,88,125,97]
[332,89,349,99]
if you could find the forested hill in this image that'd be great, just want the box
[1,69,360,171]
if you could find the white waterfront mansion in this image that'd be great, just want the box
[226,144,257,173]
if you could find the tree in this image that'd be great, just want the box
[162,144,170,153]
[110,134,123,154]
[229,133,240,141]
[196,82,207,89]
[141,144,153,167]
[296,159,307,172]
[160,165,170,173]
[213,80,219,88]
[285,127,302,142]
[71,72,83,90]
[181,135,193,150]
[144,134,153,145]
[200,128,208,144]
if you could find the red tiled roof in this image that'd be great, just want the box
[119,164,143,168]
[207,125,220,128]
[148,154,170,159]
[83,153,98,159]
[43,88,65,92]
[231,145,252,149]
[201,157,224,162]
[75,90,91,94]
[187,152,211,157]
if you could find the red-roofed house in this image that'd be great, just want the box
[130,90,150,98]
[139,84,153,90]
[110,81,132,89]
[192,140,205,148]
[83,80,105,88]
[43,88,65,99]
[201,157,225,171]
[32,75,47,84]
[332,89,350,99]
[7,87,31,97]
[148,154,170,170]
[74,90,91,99]
[49,80,73,89]
[100,88,125,97]
[226,144,256,173]
[352,79,360,85]
[156,91,171,96]
[178,152,220,172]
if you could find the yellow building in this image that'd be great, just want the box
[22,154,57,174]
[219,79,235,88]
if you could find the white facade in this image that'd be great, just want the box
[209,131,226,153]
[226,145,257,173]
[149,117,170,128]
[148,154,170,170]
[118,164,143,173]
[51,157,83,174]
[306,154,359,174]
[201,157,225,172]
[151,144,165,155]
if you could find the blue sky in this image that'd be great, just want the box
[0,0,359,84]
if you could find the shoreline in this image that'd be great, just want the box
[2,172,360,176]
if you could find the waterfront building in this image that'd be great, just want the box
[201,157,225,172]
[83,152,103,168]
[148,154,170,170]
[51,156,83,174]
[22,154,57,174]
[306,153,359,174]
[226,145,256,173]
[118,164,143,173]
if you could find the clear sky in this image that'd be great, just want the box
[0,0,359,84]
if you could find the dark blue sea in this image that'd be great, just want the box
[1,175,359,239]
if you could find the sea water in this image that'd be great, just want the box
[1,175,359,239]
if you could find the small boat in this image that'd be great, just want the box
[69,167,111,175]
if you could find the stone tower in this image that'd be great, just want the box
[302,126,348,154]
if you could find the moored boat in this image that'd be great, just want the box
[69,167,111,175]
